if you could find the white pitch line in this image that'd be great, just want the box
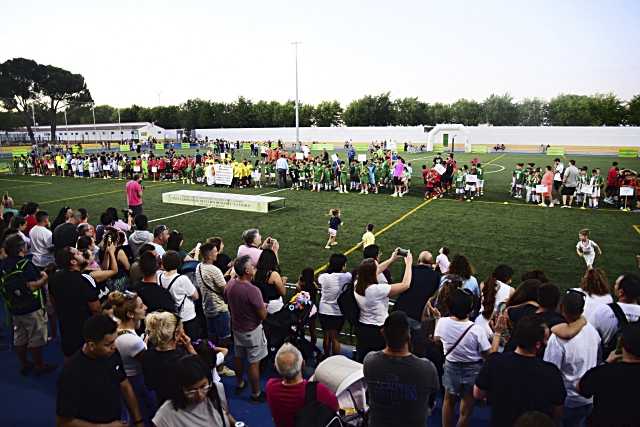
[484,163,506,174]
[149,187,289,224]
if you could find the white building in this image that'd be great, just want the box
[27,122,166,142]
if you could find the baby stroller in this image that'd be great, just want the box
[263,291,322,365]
[312,355,368,427]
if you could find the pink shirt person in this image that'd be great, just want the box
[126,179,143,207]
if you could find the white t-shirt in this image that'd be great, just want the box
[354,283,391,326]
[376,272,388,285]
[543,323,601,408]
[115,330,146,377]
[435,254,450,273]
[488,280,514,313]
[590,302,640,346]
[318,272,352,316]
[570,288,613,324]
[29,225,54,267]
[157,271,197,321]
[434,317,491,363]
[576,239,599,255]
[151,242,166,258]
[153,383,228,427]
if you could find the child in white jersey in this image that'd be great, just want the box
[576,229,602,269]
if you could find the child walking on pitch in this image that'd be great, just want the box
[325,208,342,249]
[576,229,602,269]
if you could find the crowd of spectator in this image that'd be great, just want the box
[1,197,640,427]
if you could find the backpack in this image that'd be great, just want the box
[0,258,41,315]
[603,302,638,357]
[337,281,360,325]
[158,273,186,317]
[294,381,343,427]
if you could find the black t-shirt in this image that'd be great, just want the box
[214,253,232,274]
[137,281,176,314]
[475,352,566,427]
[394,265,440,321]
[142,347,187,404]
[49,269,99,356]
[507,303,538,325]
[56,350,126,423]
[0,256,42,315]
[535,310,566,329]
[579,362,640,427]
[53,222,79,250]
[363,351,440,427]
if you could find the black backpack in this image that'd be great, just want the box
[294,381,343,427]
[337,281,360,325]
[0,258,41,315]
[603,302,639,357]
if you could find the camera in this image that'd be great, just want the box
[396,248,409,257]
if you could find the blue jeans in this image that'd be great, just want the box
[563,404,592,427]
[207,312,231,341]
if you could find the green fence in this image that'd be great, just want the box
[11,150,29,157]
[155,143,165,150]
[432,143,445,152]
[619,148,639,158]
[311,143,334,151]
[119,144,129,152]
[181,143,190,149]
[243,143,252,150]
[353,143,370,152]
[546,147,565,156]
[470,145,488,154]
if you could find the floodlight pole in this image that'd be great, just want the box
[292,41,301,149]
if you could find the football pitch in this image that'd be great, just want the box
[1,151,639,290]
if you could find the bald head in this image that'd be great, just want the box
[418,251,433,265]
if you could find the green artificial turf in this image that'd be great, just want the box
[2,151,639,291]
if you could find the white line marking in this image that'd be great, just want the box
[149,187,289,223]
[485,163,506,174]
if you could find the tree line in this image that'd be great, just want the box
[2,58,640,143]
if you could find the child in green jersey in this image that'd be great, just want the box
[339,161,349,193]
[454,168,466,200]
[589,168,604,208]
[359,162,370,194]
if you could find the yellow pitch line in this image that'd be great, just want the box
[633,225,640,236]
[314,197,436,275]
[39,182,174,205]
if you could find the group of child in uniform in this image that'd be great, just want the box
[421,153,486,201]
[510,162,606,209]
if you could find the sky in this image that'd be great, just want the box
[1,0,639,107]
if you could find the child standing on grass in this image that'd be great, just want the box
[325,209,342,249]
[589,168,603,209]
[361,223,375,249]
[576,229,602,269]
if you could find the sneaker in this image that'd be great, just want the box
[399,193,403,197]
[234,381,247,395]
[391,193,397,197]
[250,392,266,404]
[330,242,338,246]
[561,205,569,208]
[325,245,331,249]
[219,366,236,377]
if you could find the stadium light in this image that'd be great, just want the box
[292,41,301,148]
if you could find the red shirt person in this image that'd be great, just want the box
[125,175,144,217]
[266,343,339,427]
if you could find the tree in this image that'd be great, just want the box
[429,103,453,124]
[344,93,394,126]
[392,97,428,126]
[546,94,596,126]
[588,93,624,126]
[39,65,92,141]
[450,99,483,126]
[0,58,45,142]
[627,94,640,126]
[517,98,546,126]
[483,93,519,126]
[313,100,343,126]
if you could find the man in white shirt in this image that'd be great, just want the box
[544,291,601,427]
[589,273,640,350]
[151,225,169,258]
[553,158,565,204]
[29,211,54,268]
[275,155,289,188]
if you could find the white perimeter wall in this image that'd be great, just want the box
[192,125,640,148]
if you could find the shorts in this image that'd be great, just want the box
[393,176,402,186]
[318,313,345,331]
[561,186,576,196]
[553,181,562,191]
[328,228,337,237]
[456,188,464,194]
[477,180,484,188]
[207,311,231,340]
[442,360,483,397]
[591,188,601,198]
[233,324,268,364]
[13,309,48,348]
[465,184,476,192]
